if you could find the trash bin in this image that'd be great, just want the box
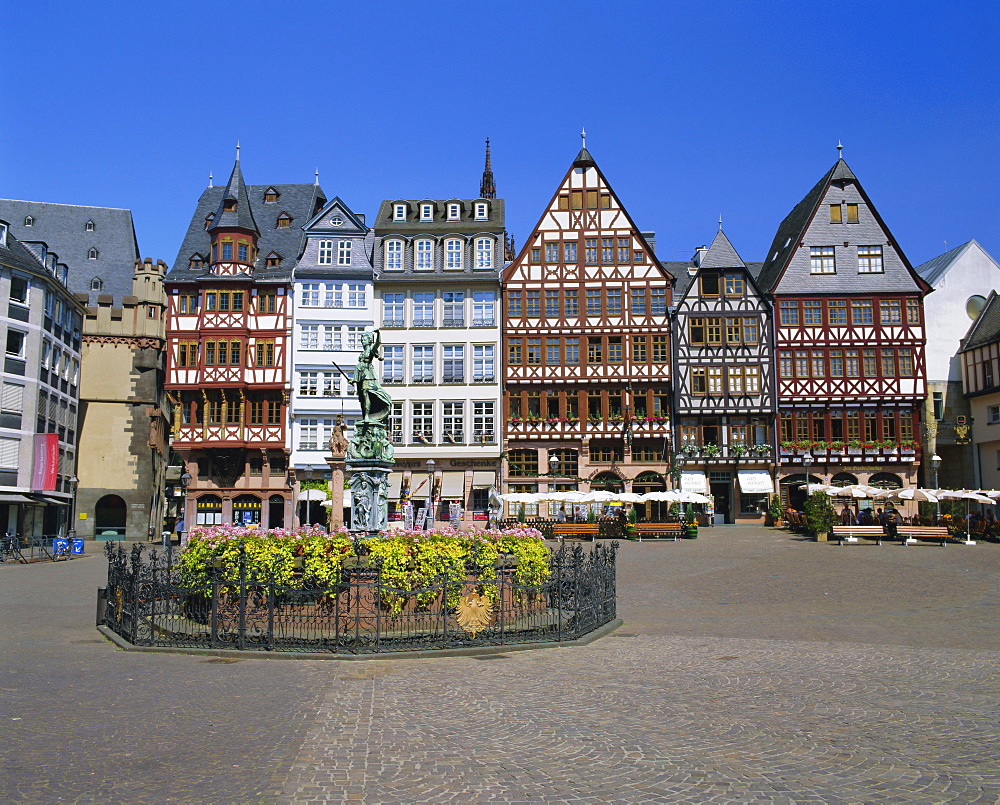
[683,524,699,539]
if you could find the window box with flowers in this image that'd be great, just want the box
[780,441,796,455]
[811,440,829,454]
[545,418,561,427]
[730,443,749,458]
[752,443,772,456]
[507,416,523,426]
[608,414,625,425]
[680,443,700,458]
[846,439,863,455]
[861,441,881,453]
[880,440,898,455]
[703,443,722,458]
[829,440,846,454]
[587,417,603,427]
[899,439,917,454]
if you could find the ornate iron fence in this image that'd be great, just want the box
[100,541,618,654]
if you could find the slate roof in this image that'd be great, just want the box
[169,177,325,284]
[661,261,693,300]
[960,291,1000,352]
[0,225,50,275]
[699,229,747,269]
[0,199,140,305]
[914,240,994,287]
[373,199,505,234]
[209,159,260,235]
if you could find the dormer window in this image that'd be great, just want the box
[393,204,407,221]
[474,202,488,220]
[447,203,461,221]
[223,199,237,212]
[318,240,334,265]
[204,213,214,230]
[189,253,203,270]
[420,203,434,221]
[24,215,33,227]
[85,220,95,232]
[265,252,282,267]
[385,239,403,270]
[263,187,279,203]
[0,223,6,247]
[277,213,292,228]
[90,277,103,291]
[87,248,99,260]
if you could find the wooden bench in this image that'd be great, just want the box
[633,522,683,541]
[552,523,599,542]
[899,525,951,546]
[832,525,886,545]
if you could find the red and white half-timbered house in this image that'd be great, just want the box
[501,142,674,511]
[671,229,776,523]
[757,156,930,508]
[166,155,326,529]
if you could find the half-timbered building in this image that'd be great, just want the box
[757,155,930,508]
[671,229,775,523]
[166,155,326,530]
[958,291,1000,490]
[290,196,374,525]
[372,144,506,526]
[501,141,674,510]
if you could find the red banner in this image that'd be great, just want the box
[32,433,58,491]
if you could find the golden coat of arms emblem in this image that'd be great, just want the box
[455,592,494,637]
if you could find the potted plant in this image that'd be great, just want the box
[780,441,795,455]
[846,439,863,455]
[752,443,772,456]
[624,506,638,540]
[683,507,698,539]
[811,440,829,453]
[731,443,749,457]
[703,443,722,458]
[587,416,603,426]
[829,440,846,454]
[804,490,837,541]
[768,493,784,527]
[681,443,700,458]
[899,439,917,453]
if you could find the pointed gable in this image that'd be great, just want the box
[210,159,259,235]
[503,149,670,286]
[699,229,746,270]
[960,291,1000,353]
[302,197,368,236]
[758,157,929,296]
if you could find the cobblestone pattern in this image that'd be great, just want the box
[2,529,998,803]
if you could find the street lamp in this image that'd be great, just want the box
[67,475,78,540]
[179,470,192,545]
[930,454,942,521]
[425,458,436,525]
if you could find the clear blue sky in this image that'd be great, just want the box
[3,1,997,270]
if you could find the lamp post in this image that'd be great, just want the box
[425,458,436,525]
[930,454,942,521]
[67,475,78,540]
[178,470,191,547]
[548,454,559,520]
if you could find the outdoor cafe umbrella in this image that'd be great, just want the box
[499,492,543,503]
[826,485,871,499]
[638,490,680,502]
[872,487,939,503]
[615,492,646,503]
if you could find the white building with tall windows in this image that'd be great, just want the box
[290,197,374,524]
[372,172,506,526]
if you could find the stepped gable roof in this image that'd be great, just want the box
[915,240,997,287]
[169,181,325,283]
[209,159,259,235]
[960,291,1000,352]
[0,198,139,304]
[699,229,747,269]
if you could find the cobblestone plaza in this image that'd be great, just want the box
[2,527,998,803]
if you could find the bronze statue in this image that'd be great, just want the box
[353,330,392,425]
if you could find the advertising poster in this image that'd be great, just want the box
[403,501,414,529]
[32,433,58,491]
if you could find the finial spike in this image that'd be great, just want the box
[236,141,241,162]
[837,140,843,159]
[208,171,213,188]
[480,137,496,199]
[719,214,723,231]
[581,127,587,149]
[314,167,320,187]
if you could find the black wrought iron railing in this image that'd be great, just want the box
[99,541,617,655]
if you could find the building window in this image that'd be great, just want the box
[385,239,403,270]
[858,245,883,273]
[526,290,540,317]
[255,340,275,367]
[803,300,822,325]
[564,290,579,315]
[906,299,921,325]
[587,337,603,364]
[632,336,647,363]
[277,214,292,228]
[988,405,1000,424]
[412,402,434,443]
[545,242,559,263]
[256,291,277,313]
[507,290,522,317]
[508,448,538,477]
[442,346,464,383]
[830,350,843,377]
[383,293,404,327]
[264,188,279,203]
[299,372,320,397]
[779,301,799,326]
[176,340,198,368]
[846,350,860,377]
[87,248,99,260]
[606,288,622,315]
[412,346,434,383]
[851,299,874,325]
[631,288,646,316]
[830,204,843,223]
[443,292,464,326]
[300,324,319,349]
[586,289,601,316]
[543,289,560,317]
[447,203,460,221]
[445,239,463,269]
[393,204,407,221]
[473,345,494,382]
[5,330,25,358]
[474,238,493,269]
[881,299,902,323]
[442,402,465,443]
[24,216,33,226]
[828,300,847,324]
[618,238,631,263]
[317,240,333,265]
[846,204,859,224]
[602,238,614,263]
[413,292,434,326]
[584,239,598,263]
[898,349,913,377]
[508,338,522,365]
[650,288,666,314]
[810,247,836,274]
[420,203,434,221]
[9,275,29,304]
[564,242,577,262]
[473,402,495,442]
[389,402,403,444]
[347,284,366,308]
[564,338,579,364]
[382,345,404,384]
[337,241,352,265]
[474,202,488,220]
[531,248,541,262]
[346,326,364,351]
[415,240,433,270]
[651,336,669,363]
[472,291,494,326]
[527,338,542,364]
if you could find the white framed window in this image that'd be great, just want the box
[41,340,52,369]
[447,203,461,221]
[88,248,99,260]
[300,324,319,349]
[442,401,465,443]
[412,402,434,443]
[90,278,103,292]
[323,283,343,308]
[383,293,404,327]
[412,346,434,383]
[347,284,366,308]
[442,345,464,383]
[85,220,95,232]
[415,240,433,270]
[989,405,1000,424]
[858,245,884,273]
[24,216,33,227]
[299,372,320,396]
[299,419,319,450]
[390,402,404,444]
[473,402,495,443]
[445,239,463,269]
[385,239,403,270]
[0,223,6,247]
[301,283,320,306]
[443,292,464,326]
[317,240,334,265]
[382,345,404,384]
[474,202,488,220]
[346,326,365,351]
[9,275,28,305]
[5,329,26,358]
[474,237,493,269]
[472,291,495,326]
[420,203,434,221]
[322,325,339,351]
[393,204,407,221]
[473,345,494,381]
[413,292,434,326]
[321,373,339,396]
[337,240,352,265]
[810,246,836,274]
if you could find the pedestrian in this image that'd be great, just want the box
[556,505,566,524]
[883,506,902,542]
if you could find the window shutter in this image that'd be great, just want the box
[1,382,23,413]
[0,437,19,469]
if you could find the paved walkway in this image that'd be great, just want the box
[2,528,998,803]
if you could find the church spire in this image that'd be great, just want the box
[480,138,496,199]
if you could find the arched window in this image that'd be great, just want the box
[831,472,858,487]
[474,237,493,269]
[195,494,223,526]
[90,277,103,291]
[445,238,463,269]
[94,494,127,538]
[24,215,33,226]
[385,239,404,270]
[632,472,666,493]
[268,495,286,530]
[591,472,624,493]
[85,220,95,232]
[414,239,433,270]
[87,248,99,260]
[232,494,261,526]
[869,472,903,490]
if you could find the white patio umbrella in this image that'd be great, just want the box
[615,492,646,503]
[578,490,618,502]
[937,490,995,504]
[639,490,680,502]
[499,493,543,503]
[826,485,871,499]
[673,490,712,504]
[800,483,835,494]
[873,488,939,503]
[541,491,587,503]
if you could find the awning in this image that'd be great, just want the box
[472,470,496,488]
[387,472,403,498]
[300,488,327,502]
[0,493,41,504]
[680,471,709,494]
[440,471,466,499]
[738,469,774,494]
[29,495,67,505]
